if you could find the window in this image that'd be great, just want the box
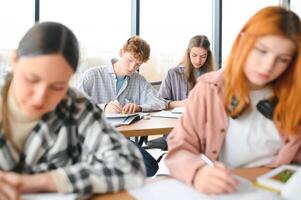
[222,0,279,67]
[0,0,34,50]
[40,0,131,72]
[140,0,212,81]
[0,0,34,77]
[290,0,301,18]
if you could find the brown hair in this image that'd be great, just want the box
[123,36,150,62]
[182,35,215,90]
[1,76,14,148]
[224,6,301,134]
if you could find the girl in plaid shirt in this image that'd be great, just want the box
[0,22,145,199]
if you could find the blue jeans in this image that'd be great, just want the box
[136,145,158,177]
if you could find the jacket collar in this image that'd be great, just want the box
[197,69,225,88]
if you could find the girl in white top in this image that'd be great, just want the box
[165,6,301,195]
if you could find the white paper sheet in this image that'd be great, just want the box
[129,178,281,200]
[151,111,182,119]
[171,107,185,114]
[23,193,78,200]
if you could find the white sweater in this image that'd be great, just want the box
[219,86,283,168]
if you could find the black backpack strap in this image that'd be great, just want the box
[156,152,167,163]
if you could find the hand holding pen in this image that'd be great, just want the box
[104,99,141,114]
[104,100,123,113]
[122,99,142,114]
[192,154,238,195]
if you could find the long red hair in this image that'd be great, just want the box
[224,6,301,134]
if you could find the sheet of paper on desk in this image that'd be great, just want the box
[151,110,182,119]
[105,113,139,118]
[23,193,78,200]
[171,107,185,114]
[129,178,281,200]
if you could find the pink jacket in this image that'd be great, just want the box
[165,70,301,185]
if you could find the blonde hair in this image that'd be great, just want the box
[123,36,150,62]
[181,35,215,91]
[224,6,301,134]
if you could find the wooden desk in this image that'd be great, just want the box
[92,191,134,200]
[233,167,271,182]
[116,116,178,137]
[91,167,271,200]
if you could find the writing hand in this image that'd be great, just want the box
[122,103,141,114]
[105,100,123,113]
[193,162,238,194]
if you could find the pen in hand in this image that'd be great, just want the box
[200,154,214,167]
[112,100,124,114]
[200,153,238,193]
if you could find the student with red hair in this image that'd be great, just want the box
[165,6,301,195]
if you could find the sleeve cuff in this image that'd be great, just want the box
[50,169,73,193]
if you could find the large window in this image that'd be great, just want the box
[222,0,279,67]
[290,0,301,18]
[0,1,34,50]
[140,0,212,81]
[4,1,296,84]
[40,0,131,72]
[0,0,34,77]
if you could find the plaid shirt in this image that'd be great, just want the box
[77,59,167,111]
[0,88,145,195]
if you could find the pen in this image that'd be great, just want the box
[113,100,125,114]
[200,154,214,167]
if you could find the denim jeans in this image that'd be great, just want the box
[136,145,159,177]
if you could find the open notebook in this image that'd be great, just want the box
[105,112,149,127]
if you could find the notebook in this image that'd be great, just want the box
[256,165,300,192]
[105,112,149,127]
[281,168,301,199]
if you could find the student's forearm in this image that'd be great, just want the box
[50,170,73,193]
[168,100,185,109]
[20,172,57,193]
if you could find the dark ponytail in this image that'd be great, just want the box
[16,21,79,71]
